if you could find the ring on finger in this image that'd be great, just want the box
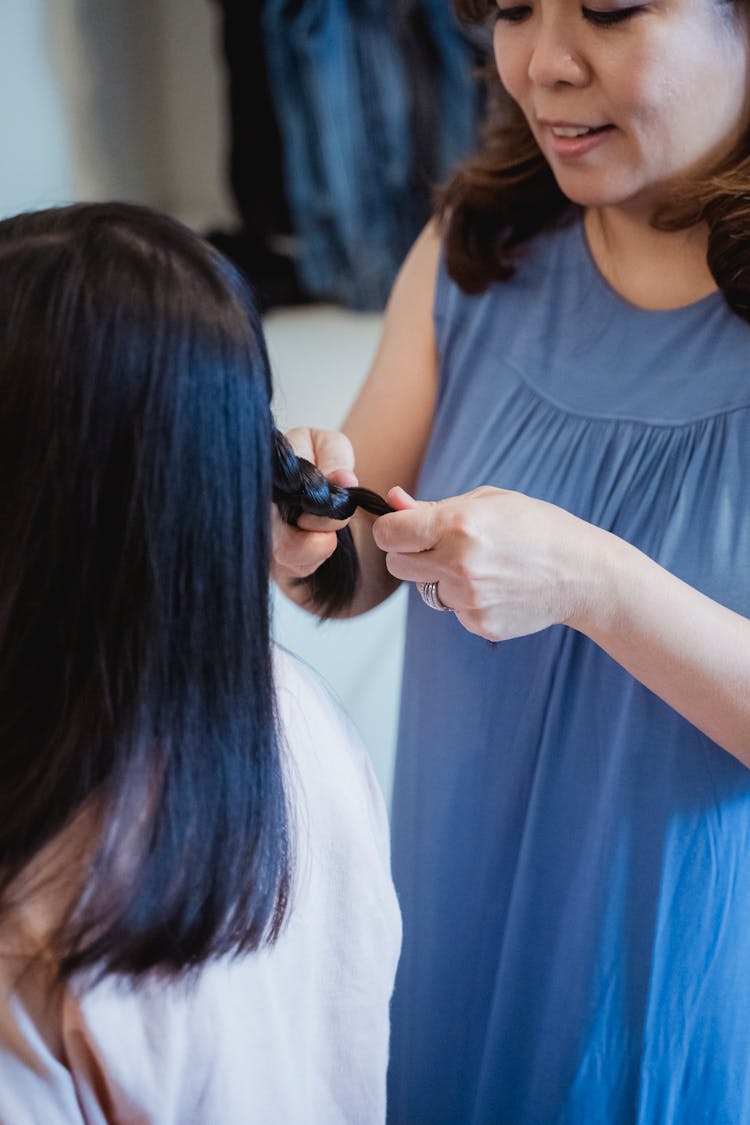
[417,580,453,613]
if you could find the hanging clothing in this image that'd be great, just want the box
[211,0,291,243]
[208,0,309,312]
[394,0,485,198]
[262,0,480,309]
[388,214,750,1123]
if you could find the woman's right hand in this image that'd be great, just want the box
[272,426,359,583]
[274,220,441,615]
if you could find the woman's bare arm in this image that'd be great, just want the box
[273,222,442,617]
[576,528,750,767]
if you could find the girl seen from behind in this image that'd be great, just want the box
[0,202,400,1124]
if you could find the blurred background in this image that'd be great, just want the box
[1,0,486,802]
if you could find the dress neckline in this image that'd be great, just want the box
[574,215,724,320]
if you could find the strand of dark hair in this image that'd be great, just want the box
[272,430,393,618]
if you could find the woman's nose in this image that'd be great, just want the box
[527,20,589,87]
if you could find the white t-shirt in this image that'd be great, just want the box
[0,647,401,1124]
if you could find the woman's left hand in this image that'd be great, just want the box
[372,485,601,642]
[376,484,750,766]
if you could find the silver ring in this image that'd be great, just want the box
[418,581,453,613]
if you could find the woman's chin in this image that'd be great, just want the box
[552,174,649,215]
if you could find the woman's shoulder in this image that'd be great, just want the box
[383,219,443,333]
[434,213,582,322]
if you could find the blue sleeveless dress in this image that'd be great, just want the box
[388,215,750,1125]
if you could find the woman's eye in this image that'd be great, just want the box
[493,3,643,24]
[582,5,644,25]
[494,5,532,22]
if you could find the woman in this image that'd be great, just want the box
[273,0,750,1120]
[0,202,400,1123]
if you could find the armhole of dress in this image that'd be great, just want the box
[433,239,450,331]
[432,240,452,402]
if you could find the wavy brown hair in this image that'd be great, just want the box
[438,0,750,322]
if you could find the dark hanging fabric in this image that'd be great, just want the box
[209,0,309,311]
[394,0,485,204]
[212,0,290,242]
[261,0,483,311]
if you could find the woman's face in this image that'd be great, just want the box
[493,0,750,215]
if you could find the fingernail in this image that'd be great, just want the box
[388,485,417,507]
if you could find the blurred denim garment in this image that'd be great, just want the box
[262,0,480,310]
[395,0,483,197]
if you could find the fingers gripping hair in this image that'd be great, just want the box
[272,430,393,617]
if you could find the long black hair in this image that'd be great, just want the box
[0,202,312,981]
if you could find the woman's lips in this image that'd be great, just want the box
[543,122,615,159]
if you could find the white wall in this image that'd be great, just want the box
[0,0,234,226]
[0,0,80,216]
[156,0,236,227]
[266,305,405,801]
